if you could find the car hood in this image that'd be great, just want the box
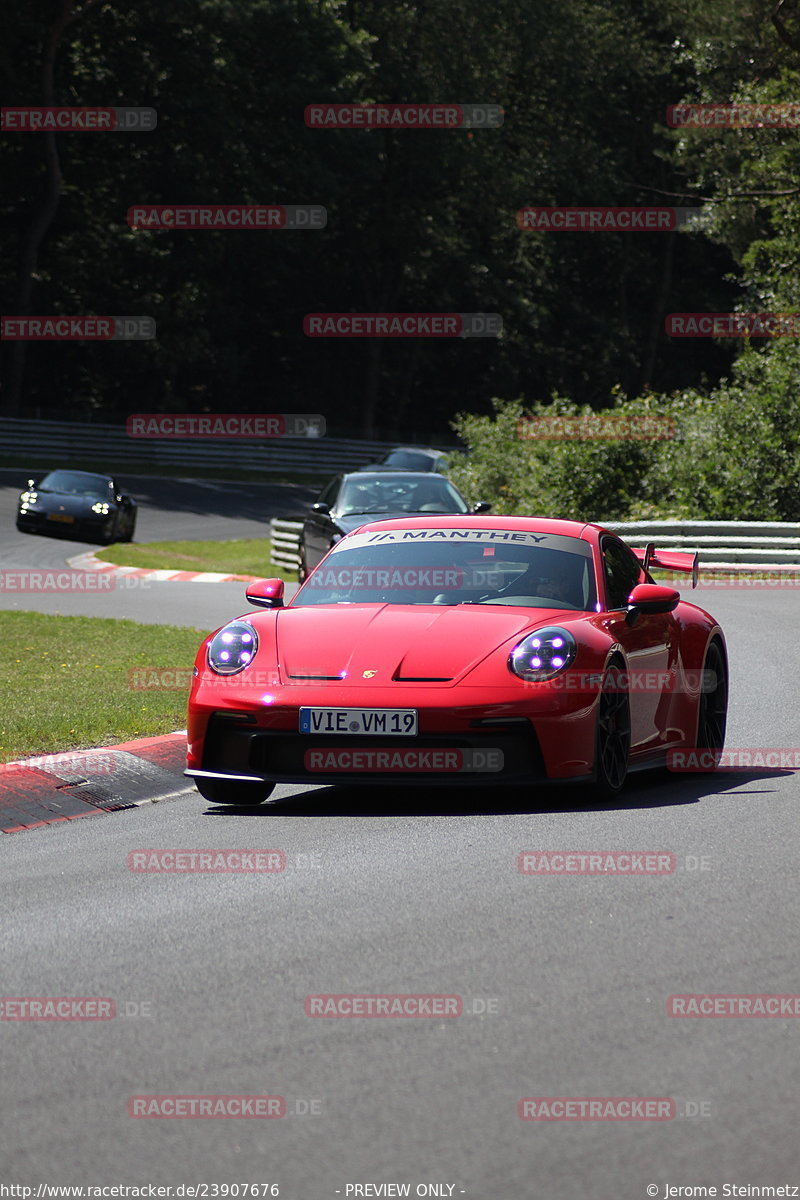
[333,509,464,534]
[274,603,573,684]
[26,490,107,515]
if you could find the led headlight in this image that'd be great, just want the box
[91,501,111,515]
[508,626,576,682]
[20,491,38,505]
[207,621,258,675]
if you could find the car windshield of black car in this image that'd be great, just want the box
[37,470,113,499]
[383,450,436,469]
[338,477,466,516]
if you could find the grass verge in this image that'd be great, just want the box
[96,537,291,577]
[0,612,211,761]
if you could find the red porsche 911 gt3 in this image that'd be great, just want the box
[185,516,728,805]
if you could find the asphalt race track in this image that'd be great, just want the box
[2,473,799,1197]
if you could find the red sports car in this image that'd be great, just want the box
[185,516,728,804]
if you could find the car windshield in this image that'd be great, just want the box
[292,528,597,610]
[38,470,112,499]
[382,450,437,470]
[338,476,467,516]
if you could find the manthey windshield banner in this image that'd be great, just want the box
[341,527,594,558]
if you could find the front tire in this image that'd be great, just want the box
[100,515,119,545]
[120,512,136,543]
[195,776,275,805]
[592,663,631,798]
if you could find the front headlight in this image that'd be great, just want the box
[207,621,258,675]
[508,626,577,682]
[91,501,111,515]
[20,491,38,505]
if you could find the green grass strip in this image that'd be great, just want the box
[96,537,288,577]
[0,611,211,761]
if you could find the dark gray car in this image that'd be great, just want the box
[298,471,490,580]
[358,446,449,473]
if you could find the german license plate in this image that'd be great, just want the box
[47,512,75,523]
[299,708,418,736]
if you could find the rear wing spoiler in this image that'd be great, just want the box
[632,543,699,588]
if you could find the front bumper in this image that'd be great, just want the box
[187,715,548,787]
[187,681,599,787]
[17,510,111,535]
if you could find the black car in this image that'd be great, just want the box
[358,446,449,473]
[16,469,137,544]
[298,470,490,580]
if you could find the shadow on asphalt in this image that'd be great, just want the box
[201,767,790,818]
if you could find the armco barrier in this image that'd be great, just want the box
[605,520,800,568]
[0,417,453,476]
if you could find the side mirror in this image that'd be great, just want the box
[245,578,285,608]
[625,583,680,625]
[471,501,492,514]
[311,502,330,515]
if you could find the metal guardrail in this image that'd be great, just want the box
[606,521,800,568]
[267,517,800,579]
[0,417,453,476]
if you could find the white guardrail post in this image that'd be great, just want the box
[270,519,303,573]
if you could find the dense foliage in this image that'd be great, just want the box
[1,0,799,513]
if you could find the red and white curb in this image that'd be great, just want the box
[67,548,262,584]
[0,731,195,834]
